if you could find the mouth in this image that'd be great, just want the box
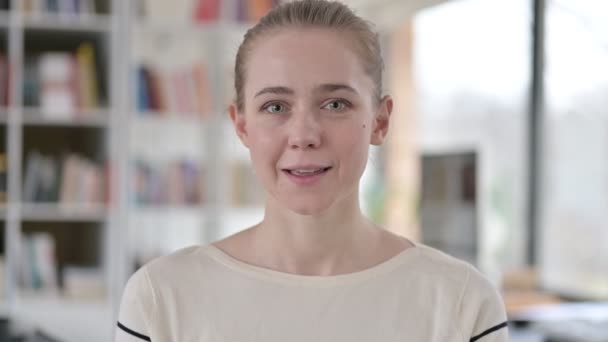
[282,166,333,176]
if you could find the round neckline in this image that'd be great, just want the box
[200,241,420,287]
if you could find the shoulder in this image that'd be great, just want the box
[410,243,479,285]
[411,244,509,340]
[413,243,505,309]
[138,245,211,288]
[121,245,203,304]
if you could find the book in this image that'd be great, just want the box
[23,151,105,204]
[193,0,220,22]
[20,0,95,15]
[133,159,204,206]
[248,0,273,21]
[29,42,102,117]
[38,52,77,118]
[75,42,99,111]
[46,0,59,12]
[19,233,59,294]
[236,0,248,22]
[23,57,40,107]
[59,154,105,204]
[233,0,277,23]
[136,65,150,112]
[136,63,212,117]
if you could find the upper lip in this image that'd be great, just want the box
[282,165,332,170]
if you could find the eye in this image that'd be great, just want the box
[323,100,349,111]
[263,103,287,114]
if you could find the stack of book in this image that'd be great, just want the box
[133,159,203,206]
[19,234,105,299]
[18,0,97,16]
[19,233,59,294]
[23,42,100,118]
[136,63,212,117]
[23,151,107,204]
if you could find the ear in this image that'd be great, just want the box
[370,95,393,145]
[229,103,249,148]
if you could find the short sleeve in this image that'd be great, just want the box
[115,267,157,342]
[458,267,509,342]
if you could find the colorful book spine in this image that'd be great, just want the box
[136,63,212,117]
[194,0,220,22]
[75,42,99,110]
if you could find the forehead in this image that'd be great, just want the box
[244,28,373,96]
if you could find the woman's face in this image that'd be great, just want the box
[230,28,392,216]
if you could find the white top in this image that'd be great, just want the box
[115,242,509,342]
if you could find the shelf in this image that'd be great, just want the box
[133,20,220,35]
[15,294,112,342]
[20,203,107,222]
[131,204,206,216]
[21,108,109,127]
[132,111,210,123]
[22,13,112,33]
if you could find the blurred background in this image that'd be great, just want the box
[0,0,606,341]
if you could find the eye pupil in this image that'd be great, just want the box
[330,101,342,109]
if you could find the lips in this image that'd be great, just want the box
[283,167,332,176]
[281,165,333,185]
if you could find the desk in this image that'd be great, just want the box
[509,300,608,342]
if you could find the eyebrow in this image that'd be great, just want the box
[254,86,294,98]
[317,83,358,95]
[254,83,359,98]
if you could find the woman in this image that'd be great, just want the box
[116,1,509,341]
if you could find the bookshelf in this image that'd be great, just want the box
[0,0,119,341]
[121,0,270,278]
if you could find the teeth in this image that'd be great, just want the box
[290,168,325,176]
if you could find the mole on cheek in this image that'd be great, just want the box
[362,124,366,128]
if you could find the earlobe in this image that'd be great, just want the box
[229,103,249,148]
[370,95,393,146]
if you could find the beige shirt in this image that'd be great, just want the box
[115,242,509,342]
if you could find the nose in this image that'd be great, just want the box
[287,110,322,150]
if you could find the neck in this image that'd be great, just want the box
[250,194,381,276]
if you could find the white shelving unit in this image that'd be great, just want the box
[0,1,120,341]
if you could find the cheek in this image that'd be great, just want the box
[247,128,280,166]
[338,121,372,168]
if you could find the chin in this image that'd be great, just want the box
[284,198,333,216]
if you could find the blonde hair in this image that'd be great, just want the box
[234,0,384,112]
